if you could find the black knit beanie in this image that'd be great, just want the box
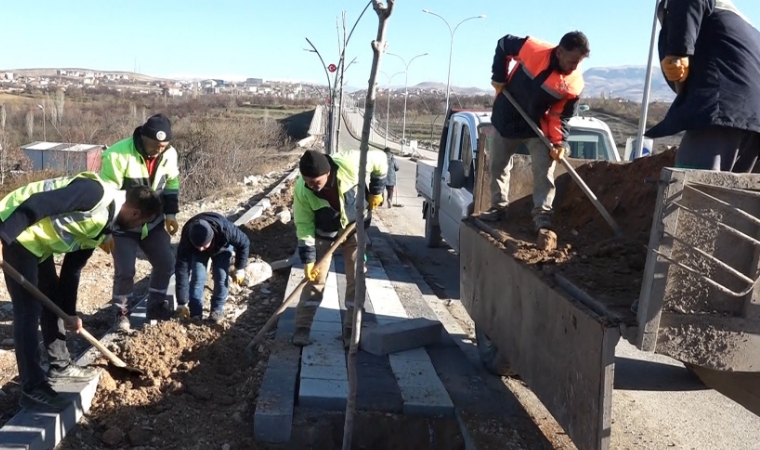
[189,220,214,248]
[299,150,331,178]
[141,114,172,142]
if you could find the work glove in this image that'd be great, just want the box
[661,56,689,82]
[175,304,190,319]
[549,143,565,162]
[165,214,179,236]
[99,235,115,254]
[234,268,246,285]
[304,262,319,282]
[64,315,83,334]
[368,194,383,210]
[491,80,505,94]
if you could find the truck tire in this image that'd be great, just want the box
[475,324,517,377]
[424,214,442,248]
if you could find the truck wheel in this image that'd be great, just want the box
[475,324,517,377]
[424,214,442,248]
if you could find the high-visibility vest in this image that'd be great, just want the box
[0,172,115,261]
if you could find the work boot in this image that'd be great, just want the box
[533,214,553,233]
[112,310,130,332]
[48,361,100,384]
[292,328,313,347]
[19,383,71,412]
[208,310,225,325]
[479,207,506,222]
[146,300,172,322]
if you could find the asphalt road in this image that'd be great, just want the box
[374,155,760,450]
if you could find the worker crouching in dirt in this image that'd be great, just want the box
[174,212,251,324]
[479,31,589,234]
[100,114,182,331]
[0,173,162,411]
[645,0,760,171]
[292,149,388,347]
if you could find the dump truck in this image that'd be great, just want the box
[420,109,760,450]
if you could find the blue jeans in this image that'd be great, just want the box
[187,245,233,317]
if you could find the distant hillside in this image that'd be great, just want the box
[582,65,675,102]
[3,68,171,83]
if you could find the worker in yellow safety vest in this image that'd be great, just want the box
[100,114,181,330]
[292,149,387,347]
[0,172,162,412]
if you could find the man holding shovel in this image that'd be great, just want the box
[0,172,162,411]
[480,31,589,234]
[174,212,251,324]
[292,149,387,347]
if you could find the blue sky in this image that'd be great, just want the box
[1,0,758,90]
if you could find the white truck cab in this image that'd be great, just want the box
[416,107,621,253]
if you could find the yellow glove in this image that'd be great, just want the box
[491,80,505,94]
[165,214,179,236]
[234,269,245,285]
[549,143,565,162]
[304,262,319,282]
[368,194,383,210]
[661,56,689,82]
[99,235,115,254]
[175,304,190,318]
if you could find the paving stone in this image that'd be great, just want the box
[360,317,442,356]
[299,378,347,411]
[253,346,300,443]
[300,362,347,381]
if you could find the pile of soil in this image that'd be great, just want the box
[59,182,299,449]
[242,180,297,262]
[491,149,677,320]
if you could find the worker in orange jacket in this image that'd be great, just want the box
[480,31,589,233]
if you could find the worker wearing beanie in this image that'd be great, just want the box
[173,212,250,324]
[99,114,181,330]
[292,149,388,347]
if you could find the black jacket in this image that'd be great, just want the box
[175,212,250,301]
[646,0,760,138]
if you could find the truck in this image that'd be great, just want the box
[416,107,621,253]
[418,108,760,450]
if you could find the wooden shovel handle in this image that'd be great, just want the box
[0,260,129,368]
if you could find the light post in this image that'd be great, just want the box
[387,52,427,155]
[422,10,486,114]
[37,104,46,141]
[304,38,335,153]
[379,70,404,147]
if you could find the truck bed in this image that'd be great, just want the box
[415,159,436,200]
[474,150,677,325]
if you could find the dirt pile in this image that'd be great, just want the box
[493,149,677,320]
[59,179,300,450]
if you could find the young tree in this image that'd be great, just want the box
[25,110,34,141]
[342,1,394,449]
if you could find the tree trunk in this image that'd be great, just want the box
[341,1,394,449]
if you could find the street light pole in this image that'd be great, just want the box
[304,38,336,153]
[379,70,404,147]
[422,10,486,114]
[388,52,427,155]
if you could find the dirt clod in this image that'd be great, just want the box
[101,427,124,446]
[536,229,557,251]
[488,149,676,321]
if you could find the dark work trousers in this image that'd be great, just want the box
[2,242,92,392]
[675,126,760,172]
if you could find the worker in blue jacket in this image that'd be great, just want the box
[646,0,760,171]
[174,212,250,323]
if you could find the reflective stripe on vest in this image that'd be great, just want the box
[0,172,114,260]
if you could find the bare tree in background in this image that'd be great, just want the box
[141,106,147,124]
[1,104,6,130]
[25,110,34,140]
[0,104,7,184]
[54,89,65,127]
[342,1,394,449]
[130,103,138,125]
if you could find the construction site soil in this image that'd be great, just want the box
[485,149,677,322]
[58,180,298,450]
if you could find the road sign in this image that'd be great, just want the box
[328,64,337,73]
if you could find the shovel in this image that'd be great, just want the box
[0,260,145,376]
[500,89,625,238]
[244,221,357,360]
